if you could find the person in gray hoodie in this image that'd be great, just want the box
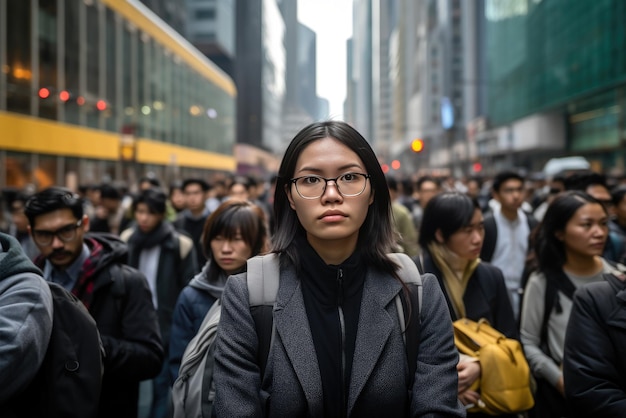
[168,199,268,382]
[0,232,53,409]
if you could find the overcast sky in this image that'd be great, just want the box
[297,0,353,120]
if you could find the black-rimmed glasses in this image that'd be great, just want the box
[32,220,83,246]
[290,172,370,199]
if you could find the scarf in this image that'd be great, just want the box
[73,237,105,311]
[427,242,480,319]
[127,221,173,266]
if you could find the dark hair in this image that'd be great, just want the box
[563,170,608,192]
[401,178,414,195]
[492,171,524,192]
[386,176,399,192]
[272,120,397,275]
[416,175,440,191]
[229,176,251,191]
[182,178,210,192]
[535,191,607,272]
[132,188,167,215]
[419,192,480,248]
[24,187,84,226]
[201,200,268,281]
[169,180,183,193]
[99,183,121,200]
[611,185,626,207]
[139,176,161,188]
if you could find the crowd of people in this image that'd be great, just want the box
[1,120,626,417]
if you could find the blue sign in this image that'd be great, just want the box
[441,97,454,130]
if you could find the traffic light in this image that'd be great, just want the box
[411,139,424,153]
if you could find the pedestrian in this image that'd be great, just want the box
[168,199,268,383]
[520,191,613,418]
[0,233,53,416]
[417,191,518,415]
[7,191,39,260]
[387,176,419,257]
[24,187,163,418]
[213,121,464,417]
[562,267,626,416]
[173,178,211,267]
[121,187,197,418]
[480,171,538,319]
[564,170,624,264]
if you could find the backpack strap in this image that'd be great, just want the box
[480,215,497,262]
[247,254,280,306]
[388,253,423,388]
[177,233,194,260]
[246,254,280,378]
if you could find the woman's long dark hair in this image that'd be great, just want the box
[271,120,399,276]
[418,192,480,248]
[201,200,268,283]
[535,190,607,272]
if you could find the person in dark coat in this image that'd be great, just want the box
[168,199,268,383]
[173,178,211,267]
[417,191,518,414]
[563,269,626,416]
[0,233,53,416]
[120,188,197,418]
[25,187,163,418]
[213,121,464,417]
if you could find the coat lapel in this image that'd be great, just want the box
[347,270,402,415]
[273,266,324,416]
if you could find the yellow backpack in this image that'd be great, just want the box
[454,318,534,415]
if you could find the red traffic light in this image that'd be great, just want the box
[96,100,107,111]
[59,90,70,102]
[411,139,424,153]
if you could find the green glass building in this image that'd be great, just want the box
[486,0,626,170]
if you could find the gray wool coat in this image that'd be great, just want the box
[213,262,465,417]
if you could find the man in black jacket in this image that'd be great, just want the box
[25,187,163,418]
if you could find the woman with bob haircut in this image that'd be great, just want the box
[520,191,614,417]
[168,199,268,382]
[213,120,463,417]
[417,191,518,414]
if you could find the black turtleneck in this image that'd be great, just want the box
[296,236,366,418]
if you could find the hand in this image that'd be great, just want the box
[458,389,481,408]
[556,375,565,397]
[457,360,481,393]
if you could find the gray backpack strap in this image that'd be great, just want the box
[246,253,280,378]
[389,252,423,315]
[247,253,280,306]
[389,252,423,388]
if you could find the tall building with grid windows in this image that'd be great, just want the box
[480,0,626,173]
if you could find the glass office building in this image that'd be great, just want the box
[0,0,236,188]
[486,0,626,167]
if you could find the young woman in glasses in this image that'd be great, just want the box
[213,121,464,417]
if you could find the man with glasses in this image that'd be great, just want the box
[25,187,164,418]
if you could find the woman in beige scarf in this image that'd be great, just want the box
[417,192,518,415]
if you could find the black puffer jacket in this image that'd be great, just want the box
[563,272,626,417]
